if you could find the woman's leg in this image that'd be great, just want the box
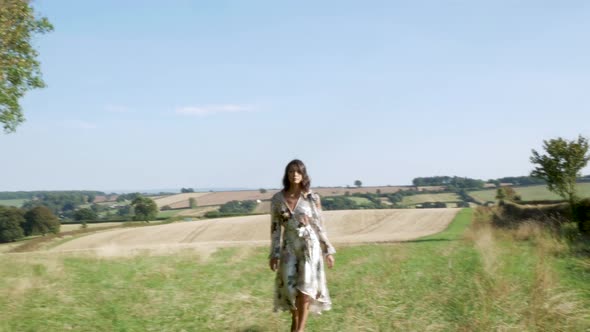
[296,291,310,332]
[290,309,299,332]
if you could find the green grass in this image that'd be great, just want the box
[347,196,373,206]
[469,182,590,203]
[401,192,461,206]
[0,199,27,208]
[1,208,588,331]
[156,209,186,218]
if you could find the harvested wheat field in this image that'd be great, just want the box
[50,209,460,254]
[152,192,210,208]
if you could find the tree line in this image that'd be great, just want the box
[0,205,60,243]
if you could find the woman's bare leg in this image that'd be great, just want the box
[290,309,299,332]
[296,291,310,332]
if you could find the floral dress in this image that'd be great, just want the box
[269,191,336,314]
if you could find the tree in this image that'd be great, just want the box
[181,187,194,193]
[530,135,590,207]
[23,206,60,236]
[131,196,158,222]
[73,208,97,222]
[354,180,362,188]
[0,205,25,242]
[0,0,53,133]
[189,197,197,209]
[495,186,521,202]
[259,188,267,194]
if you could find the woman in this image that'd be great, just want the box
[269,159,336,332]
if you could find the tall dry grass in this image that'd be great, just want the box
[465,206,590,331]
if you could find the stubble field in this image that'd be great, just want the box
[50,209,461,254]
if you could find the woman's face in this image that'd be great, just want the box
[288,165,303,185]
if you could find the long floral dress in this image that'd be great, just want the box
[269,191,336,314]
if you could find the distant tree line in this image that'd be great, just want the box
[204,200,257,218]
[0,190,104,201]
[21,192,99,219]
[487,176,545,186]
[412,176,485,190]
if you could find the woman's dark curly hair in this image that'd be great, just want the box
[282,159,311,192]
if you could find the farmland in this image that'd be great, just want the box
[400,192,461,206]
[0,199,26,207]
[50,208,460,253]
[1,208,588,331]
[468,182,590,203]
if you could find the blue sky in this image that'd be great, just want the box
[2,1,590,192]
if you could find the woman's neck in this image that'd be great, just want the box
[287,184,301,194]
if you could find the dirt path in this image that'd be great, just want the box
[49,209,460,255]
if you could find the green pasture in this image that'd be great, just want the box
[1,209,588,331]
[156,209,186,219]
[347,196,373,206]
[0,199,27,208]
[401,192,461,206]
[468,182,590,203]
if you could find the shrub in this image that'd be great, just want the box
[574,198,590,235]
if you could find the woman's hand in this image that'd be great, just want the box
[326,254,335,269]
[269,258,279,271]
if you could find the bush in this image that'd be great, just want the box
[574,198,590,235]
[73,208,97,221]
[492,201,571,230]
[23,206,60,236]
[0,206,25,243]
[219,200,257,214]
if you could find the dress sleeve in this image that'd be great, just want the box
[310,193,336,256]
[269,196,282,259]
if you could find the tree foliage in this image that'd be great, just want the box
[73,208,97,221]
[530,135,590,206]
[0,0,53,133]
[131,196,158,222]
[495,187,521,202]
[23,206,60,236]
[412,176,484,189]
[354,180,362,188]
[0,205,24,242]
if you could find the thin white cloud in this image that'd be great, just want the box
[63,120,97,129]
[105,105,134,113]
[176,104,253,116]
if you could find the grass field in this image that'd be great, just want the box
[347,196,373,206]
[468,182,590,203]
[0,199,27,207]
[1,209,588,331]
[156,209,186,219]
[401,192,461,206]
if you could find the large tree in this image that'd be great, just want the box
[131,196,158,222]
[23,206,60,235]
[530,135,590,207]
[0,205,25,242]
[0,0,53,133]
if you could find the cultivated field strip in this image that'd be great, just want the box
[50,209,460,253]
[152,193,210,208]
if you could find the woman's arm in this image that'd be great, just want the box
[269,197,281,268]
[309,193,336,257]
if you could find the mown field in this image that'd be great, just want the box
[1,209,588,331]
[0,199,27,208]
[468,182,590,203]
[401,192,461,206]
